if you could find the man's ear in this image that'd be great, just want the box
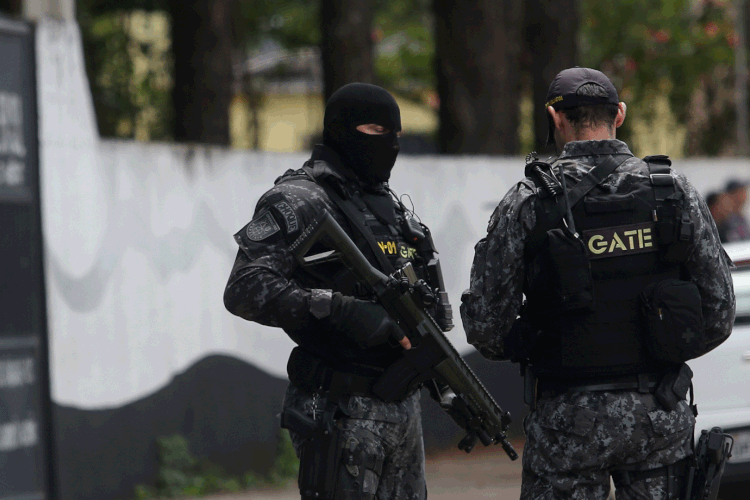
[615,102,627,128]
[548,106,563,131]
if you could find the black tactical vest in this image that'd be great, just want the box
[277,165,427,296]
[524,155,692,378]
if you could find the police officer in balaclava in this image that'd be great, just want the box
[323,83,402,185]
[224,82,453,499]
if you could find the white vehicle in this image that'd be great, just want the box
[690,240,750,489]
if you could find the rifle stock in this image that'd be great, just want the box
[290,210,518,460]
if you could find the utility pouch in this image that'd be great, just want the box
[546,227,595,312]
[641,279,705,363]
[655,363,693,412]
[297,424,344,500]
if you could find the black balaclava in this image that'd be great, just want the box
[323,83,402,184]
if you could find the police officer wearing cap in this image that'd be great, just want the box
[461,67,735,499]
[224,83,452,500]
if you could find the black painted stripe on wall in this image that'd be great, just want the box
[52,352,527,500]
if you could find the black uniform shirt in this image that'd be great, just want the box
[461,139,735,361]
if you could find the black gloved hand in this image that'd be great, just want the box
[327,292,405,349]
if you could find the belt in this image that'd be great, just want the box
[287,347,388,399]
[537,372,662,398]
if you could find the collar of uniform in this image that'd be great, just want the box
[309,144,388,194]
[558,139,634,160]
[309,144,357,183]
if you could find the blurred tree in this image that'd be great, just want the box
[79,0,246,144]
[523,0,578,152]
[320,0,376,101]
[167,0,239,145]
[0,0,21,15]
[78,1,174,140]
[372,0,435,102]
[579,0,736,155]
[433,0,523,154]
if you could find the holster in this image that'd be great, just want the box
[297,420,344,500]
[281,396,345,500]
[686,427,734,500]
[281,403,385,500]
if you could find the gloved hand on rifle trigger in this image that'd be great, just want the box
[328,292,411,350]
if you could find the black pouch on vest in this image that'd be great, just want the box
[641,279,705,363]
[546,228,595,312]
[287,347,326,393]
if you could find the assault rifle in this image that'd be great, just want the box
[290,210,518,459]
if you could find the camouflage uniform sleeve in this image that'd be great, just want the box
[460,181,537,360]
[223,188,333,331]
[676,173,736,350]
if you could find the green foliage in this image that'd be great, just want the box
[239,0,319,50]
[77,5,173,140]
[373,0,435,100]
[579,0,737,154]
[133,431,298,499]
[271,429,300,482]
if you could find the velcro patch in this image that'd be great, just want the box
[377,238,418,260]
[582,221,658,259]
[245,211,281,241]
[273,201,299,234]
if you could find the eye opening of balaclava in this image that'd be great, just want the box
[323,83,402,184]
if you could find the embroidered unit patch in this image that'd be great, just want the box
[245,211,281,241]
[273,201,299,233]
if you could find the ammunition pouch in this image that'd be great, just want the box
[641,279,706,364]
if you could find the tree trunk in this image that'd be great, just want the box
[320,0,376,102]
[168,0,237,145]
[433,0,523,155]
[523,0,578,152]
[0,0,22,15]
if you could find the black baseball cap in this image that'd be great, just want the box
[545,67,620,145]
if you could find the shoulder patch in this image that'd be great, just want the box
[273,201,300,234]
[245,211,281,241]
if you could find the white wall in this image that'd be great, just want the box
[35,19,750,409]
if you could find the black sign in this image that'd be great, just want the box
[0,17,52,500]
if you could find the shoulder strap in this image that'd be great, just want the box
[565,154,631,208]
[301,164,396,274]
[643,155,675,201]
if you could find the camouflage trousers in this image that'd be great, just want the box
[521,391,695,500]
[283,383,426,500]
